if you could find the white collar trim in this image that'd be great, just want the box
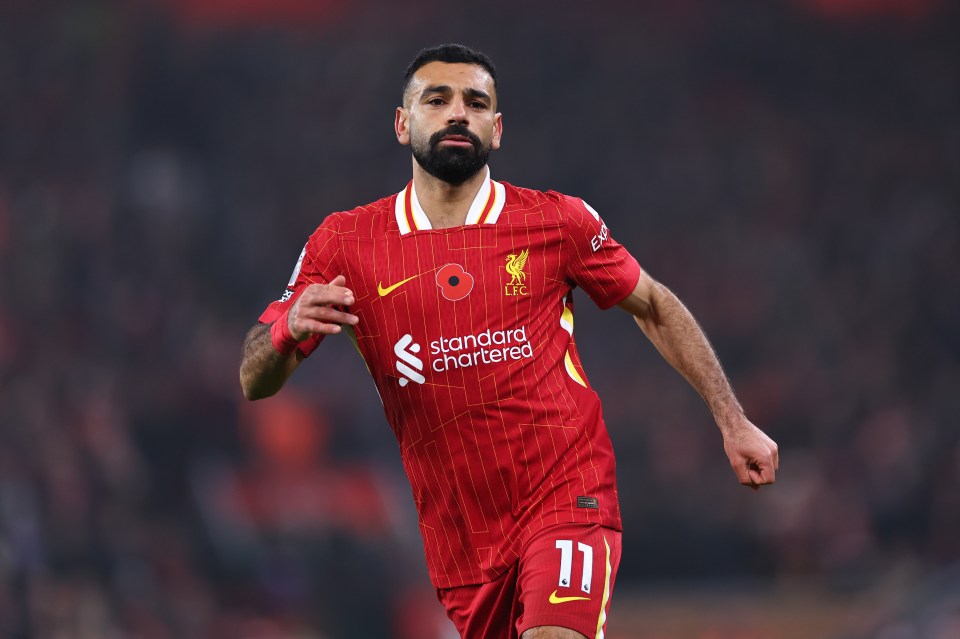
[394,167,505,235]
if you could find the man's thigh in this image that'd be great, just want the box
[437,562,521,639]
[517,523,621,639]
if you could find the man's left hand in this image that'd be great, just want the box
[721,419,779,491]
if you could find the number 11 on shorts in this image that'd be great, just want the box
[555,539,593,593]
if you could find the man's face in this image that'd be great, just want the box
[396,61,502,185]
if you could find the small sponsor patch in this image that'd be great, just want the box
[577,496,599,509]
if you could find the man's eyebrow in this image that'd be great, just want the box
[420,84,453,99]
[464,88,492,102]
[418,85,492,103]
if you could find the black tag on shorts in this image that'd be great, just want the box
[577,496,599,509]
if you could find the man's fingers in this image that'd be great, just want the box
[299,279,355,307]
[292,277,357,320]
[748,466,770,485]
[296,304,359,326]
[325,275,352,303]
[290,308,358,341]
[734,464,754,487]
[286,275,357,340]
[733,458,776,491]
[295,318,346,336]
[746,461,775,489]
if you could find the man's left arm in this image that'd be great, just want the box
[618,270,779,491]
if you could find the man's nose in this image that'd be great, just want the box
[447,99,468,124]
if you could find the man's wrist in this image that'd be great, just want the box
[713,403,746,435]
[270,311,301,355]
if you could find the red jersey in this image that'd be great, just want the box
[259,171,642,588]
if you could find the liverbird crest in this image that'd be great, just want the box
[505,249,529,286]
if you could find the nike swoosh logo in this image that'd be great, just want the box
[377,275,419,297]
[548,590,591,604]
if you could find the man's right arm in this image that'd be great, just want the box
[239,323,303,400]
[239,275,357,400]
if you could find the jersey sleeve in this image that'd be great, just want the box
[258,214,343,357]
[561,195,642,309]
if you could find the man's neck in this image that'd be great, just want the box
[411,162,488,229]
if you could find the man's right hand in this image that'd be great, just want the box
[287,275,359,340]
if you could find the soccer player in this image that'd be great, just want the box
[240,44,778,639]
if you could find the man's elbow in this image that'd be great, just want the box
[239,374,279,401]
[633,313,659,340]
[242,386,265,401]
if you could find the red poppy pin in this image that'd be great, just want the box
[436,263,474,301]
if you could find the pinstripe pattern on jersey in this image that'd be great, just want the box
[261,178,641,588]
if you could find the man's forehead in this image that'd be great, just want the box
[406,61,496,99]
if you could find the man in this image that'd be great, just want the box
[240,44,778,639]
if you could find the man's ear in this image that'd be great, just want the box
[395,107,410,145]
[492,112,503,150]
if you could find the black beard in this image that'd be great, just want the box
[412,125,491,186]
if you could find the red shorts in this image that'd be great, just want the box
[437,524,621,639]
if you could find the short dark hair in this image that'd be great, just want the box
[402,44,497,100]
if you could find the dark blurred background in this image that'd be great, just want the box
[1,0,958,637]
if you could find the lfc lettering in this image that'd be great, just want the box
[505,284,527,296]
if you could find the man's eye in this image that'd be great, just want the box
[470,102,487,109]
[427,98,445,106]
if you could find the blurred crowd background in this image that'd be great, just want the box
[1,0,958,637]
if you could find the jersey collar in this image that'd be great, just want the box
[394,167,506,235]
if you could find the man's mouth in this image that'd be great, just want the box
[438,134,475,148]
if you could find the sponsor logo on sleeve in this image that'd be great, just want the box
[590,223,610,252]
[287,247,306,286]
[278,246,306,302]
[582,201,610,252]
